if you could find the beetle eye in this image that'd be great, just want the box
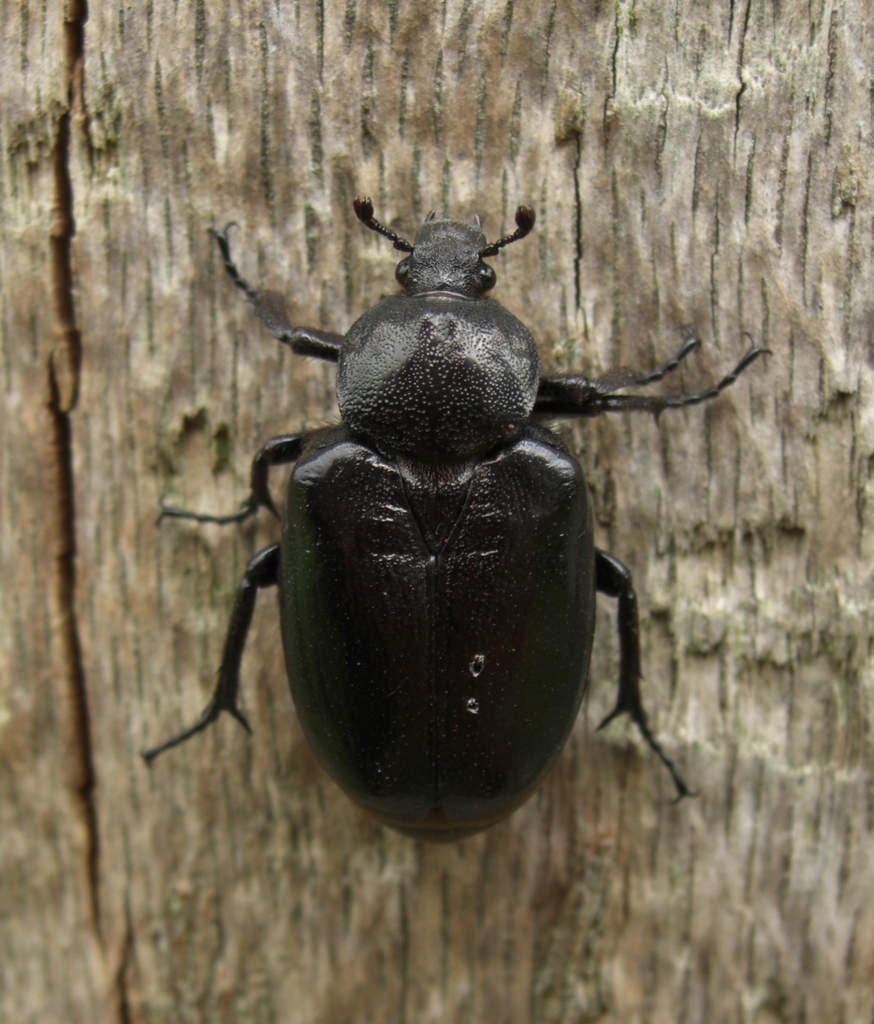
[479,264,496,292]
[395,258,411,286]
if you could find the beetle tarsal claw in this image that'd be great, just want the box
[598,702,692,802]
[596,705,623,731]
[141,704,220,763]
[228,706,253,734]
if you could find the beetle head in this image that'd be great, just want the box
[353,199,535,299]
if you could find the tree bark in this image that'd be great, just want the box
[2,1,872,1021]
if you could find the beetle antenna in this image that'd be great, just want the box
[479,205,536,258]
[353,197,414,253]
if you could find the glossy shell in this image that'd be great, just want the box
[279,427,595,839]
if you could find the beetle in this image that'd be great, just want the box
[144,198,764,840]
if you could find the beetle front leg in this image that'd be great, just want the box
[534,334,765,418]
[159,433,305,525]
[211,224,344,362]
[142,543,280,762]
[595,549,692,800]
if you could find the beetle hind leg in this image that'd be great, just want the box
[595,549,693,800]
[142,543,280,762]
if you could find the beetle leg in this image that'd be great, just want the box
[534,327,699,412]
[211,224,343,362]
[245,434,304,518]
[142,543,280,762]
[594,549,692,800]
[590,326,701,391]
[158,433,305,526]
[534,335,767,417]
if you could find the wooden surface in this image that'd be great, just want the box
[2,1,873,1021]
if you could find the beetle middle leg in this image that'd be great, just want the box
[159,432,305,525]
[142,543,280,762]
[595,549,692,800]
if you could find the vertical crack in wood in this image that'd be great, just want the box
[573,133,582,314]
[258,22,274,222]
[47,0,102,947]
[824,8,838,147]
[113,903,135,1024]
[732,0,751,149]
[398,879,409,1024]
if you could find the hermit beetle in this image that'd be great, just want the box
[144,199,764,840]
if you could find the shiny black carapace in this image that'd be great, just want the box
[144,199,764,840]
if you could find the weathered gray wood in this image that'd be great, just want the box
[2,1,873,1021]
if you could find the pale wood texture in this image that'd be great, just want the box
[2,1,873,1021]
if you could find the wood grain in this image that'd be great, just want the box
[1,1,872,1021]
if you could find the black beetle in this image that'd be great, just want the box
[145,199,764,840]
